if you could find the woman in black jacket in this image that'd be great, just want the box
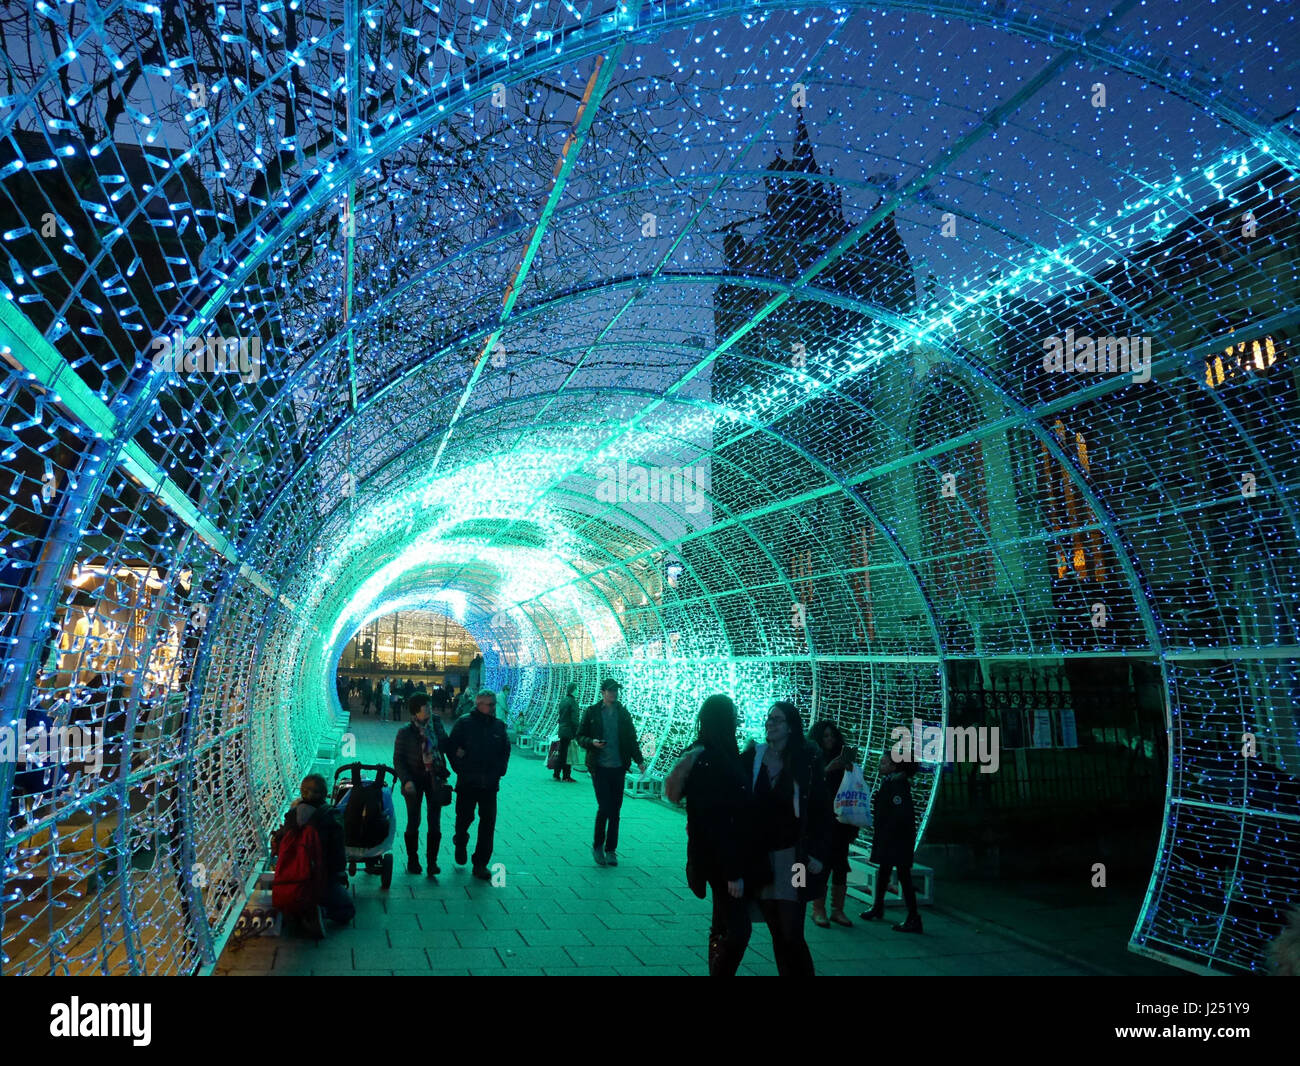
[808,720,860,928]
[739,701,830,977]
[665,694,753,976]
[860,751,922,932]
[553,683,580,782]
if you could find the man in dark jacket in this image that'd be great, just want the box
[393,694,451,877]
[448,690,510,880]
[272,774,355,929]
[575,679,645,867]
[553,683,580,782]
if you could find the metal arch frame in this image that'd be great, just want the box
[39,0,1288,427]
[189,133,1287,506]
[1,0,1294,977]
[29,0,1267,463]
[267,383,951,767]
[5,0,1277,576]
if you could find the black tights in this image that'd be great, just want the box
[757,899,815,977]
[707,878,751,977]
[874,862,918,916]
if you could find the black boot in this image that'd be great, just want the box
[859,905,884,920]
[892,913,923,933]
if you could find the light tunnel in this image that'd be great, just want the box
[0,0,1297,977]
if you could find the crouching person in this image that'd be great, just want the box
[272,773,355,936]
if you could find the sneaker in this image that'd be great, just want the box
[407,858,422,875]
[454,844,468,867]
[604,851,618,867]
[592,845,607,867]
[471,866,491,881]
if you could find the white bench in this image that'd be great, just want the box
[845,850,934,906]
[624,773,662,798]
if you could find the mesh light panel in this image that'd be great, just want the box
[0,0,1296,975]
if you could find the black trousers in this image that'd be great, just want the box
[874,862,919,916]
[707,876,751,977]
[590,765,626,851]
[757,898,815,977]
[553,737,573,776]
[402,775,442,863]
[453,784,498,868]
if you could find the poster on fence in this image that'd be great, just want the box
[1032,708,1054,748]
[1058,708,1078,748]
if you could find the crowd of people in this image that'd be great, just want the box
[274,679,921,976]
[335,675,468,721]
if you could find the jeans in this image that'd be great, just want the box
[323,876,355,924]
[590,765,626,851]
[708,876,751,976]
[402,775,443,864]
[453,784,498,868]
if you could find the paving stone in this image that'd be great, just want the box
[217,722,1095,977]
[564,944,641,968]
[426,946,505,970]
[354,947,430,971]
[455,926,525,949]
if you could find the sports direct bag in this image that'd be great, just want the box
[272,822,324,916]
[546,740,562,771]
[833,763,873,828]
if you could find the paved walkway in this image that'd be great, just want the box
[216,720,1095,976]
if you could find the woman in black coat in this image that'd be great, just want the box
[664,694,753,976]
[739,701,831,977]
[860,751,922,932]
[808,720,860,928]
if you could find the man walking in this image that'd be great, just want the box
[448,690,510,880]
[576,679,645,867]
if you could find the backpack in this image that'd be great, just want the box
[272,821,324,916]
[342,768,390,848]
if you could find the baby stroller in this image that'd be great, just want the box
[332,762,397,890]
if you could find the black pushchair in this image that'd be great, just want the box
[332,762,398,891]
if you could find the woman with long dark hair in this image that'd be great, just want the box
[861,751,923,932]
[665,693,752,976]
[808,719,860,928]
[739,700,831,976]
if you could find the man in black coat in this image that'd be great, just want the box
[575,679,645,867]
[448,690,510,880]
[393,694,451,877]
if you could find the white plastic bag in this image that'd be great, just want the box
[833,763,873,827]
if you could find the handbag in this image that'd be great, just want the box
[546,740,562,771]
[433,780,454,807]
[833,763,873,827]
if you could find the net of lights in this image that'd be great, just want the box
[0,0,1295,979]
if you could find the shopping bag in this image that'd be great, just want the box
[833,763,873,827]
[546,740,562,771]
